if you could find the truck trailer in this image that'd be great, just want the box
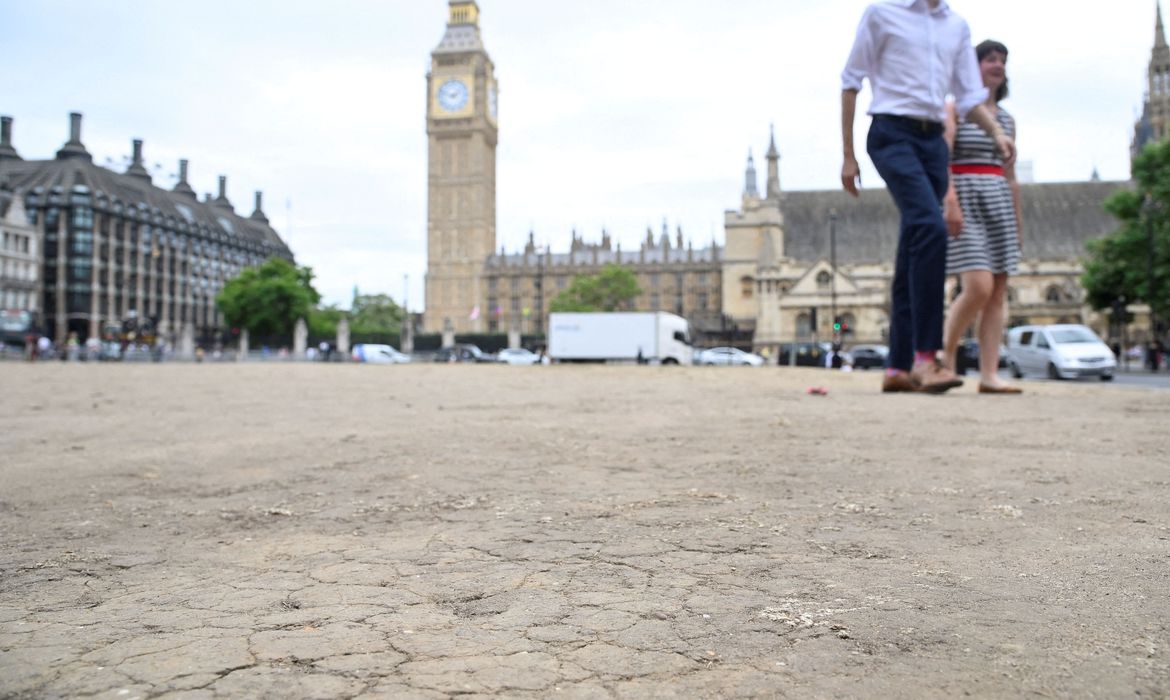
[547,312,694,364]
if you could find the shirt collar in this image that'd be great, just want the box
[898,0,950,14]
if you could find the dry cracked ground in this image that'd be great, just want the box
[0,363,1168,699]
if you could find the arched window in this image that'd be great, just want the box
[816,270,832,290]
[1045,285,1064,304]
[740,276,753,298]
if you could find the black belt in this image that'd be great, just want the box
[873,113,943,134]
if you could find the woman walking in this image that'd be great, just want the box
[941,39,1022,394]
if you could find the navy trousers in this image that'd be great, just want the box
[866,116,950,372]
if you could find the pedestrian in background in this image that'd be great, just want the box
[841,0,1015,393]
[940,39,1023,394]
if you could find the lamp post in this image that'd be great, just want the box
[1144,195,1158,349]
[829,209,839,343]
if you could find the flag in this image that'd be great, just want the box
[469,305,480,320]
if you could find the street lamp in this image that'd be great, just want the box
[1143,194,1159,350]
[829,209,838,343]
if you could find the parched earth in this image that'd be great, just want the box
[0,363,1167,699]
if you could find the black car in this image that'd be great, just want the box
[433,343,496,363]
[846,344,888,370]
[956,338,1008,375]
[776,342,831,367]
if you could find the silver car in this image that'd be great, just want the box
[697,347,765,366]
[496,348,543,365]
[1006,324,1115,381]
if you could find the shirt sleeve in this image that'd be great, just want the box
[950,21,989,118]
[841,6,876,92]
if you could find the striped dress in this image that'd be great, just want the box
[946,108,1020,275]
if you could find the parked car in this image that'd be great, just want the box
[697,346,765,366]
[433,343,496,363]
[352,343,411,364]
[1006,324,1115,381]
[845,344,888,370]
[955,339,1009,375]
[496,347,542,365]
[777,342,832,367]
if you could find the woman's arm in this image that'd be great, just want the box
[942,101,963,238]
[1004,120,1022,251]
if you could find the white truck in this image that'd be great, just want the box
[547,312,694,365]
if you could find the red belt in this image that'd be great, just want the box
[951,164,1004,176]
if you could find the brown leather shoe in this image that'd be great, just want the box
[910,359,964,394]
[881,372,918,393]
[978,382,1023,394]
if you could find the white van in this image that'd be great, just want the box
[351,343,411,364]
[548,312,693,364]
[1006,324,1115,381]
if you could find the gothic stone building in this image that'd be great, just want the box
[0,112,293,344]
[1133,4,1170,160]
[424,1,1132,348]
[0,116,40,326]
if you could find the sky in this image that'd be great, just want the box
[0,1,1155,311]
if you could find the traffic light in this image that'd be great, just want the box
[833,316,842,332]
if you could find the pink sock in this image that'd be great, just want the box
[914,351,936,366]
[885,368,904,377]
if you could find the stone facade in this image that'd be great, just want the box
[0,169,40,323]
[483,226,723,336]
[724,169,1128,352]
[0,113,292,344]
[1133,4,1170,161]
[425,0,499,334]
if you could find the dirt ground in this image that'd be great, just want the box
[0,362,1167,699]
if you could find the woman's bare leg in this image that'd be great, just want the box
[977,273,1012,386]
[942,269,993,370]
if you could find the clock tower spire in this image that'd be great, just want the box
[425,1,499,333]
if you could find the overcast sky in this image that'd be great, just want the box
[0,1,1155,310]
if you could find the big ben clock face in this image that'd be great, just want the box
[437,79,469,112]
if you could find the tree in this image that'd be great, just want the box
[309,304,344,340]
[217,258,321,338]
[351,294,405,335]
[549,264,643,313]
[1082,140,1170,328]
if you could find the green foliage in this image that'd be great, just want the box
[1082,140,1170,323]
[351,294,404,335]
[217,258,321,338]
[309,304,344,340]
[549,265,642,312]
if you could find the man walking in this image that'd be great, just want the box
[841,0,1014,393]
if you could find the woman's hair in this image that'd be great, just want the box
[976,39,1009,102]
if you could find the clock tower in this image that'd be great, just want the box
[425,0,499,333]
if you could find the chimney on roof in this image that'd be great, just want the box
[125,139,152,182]
[0,116,21,161]
[250,191,269,223]
[55,112,93,162]
[213,175,233,210]
[173,159,197,199]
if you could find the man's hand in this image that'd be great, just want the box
[995,134,1016,167]
[842,154,861,197]
[944,196,963,237]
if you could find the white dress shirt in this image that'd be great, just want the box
[842,0,988,123]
